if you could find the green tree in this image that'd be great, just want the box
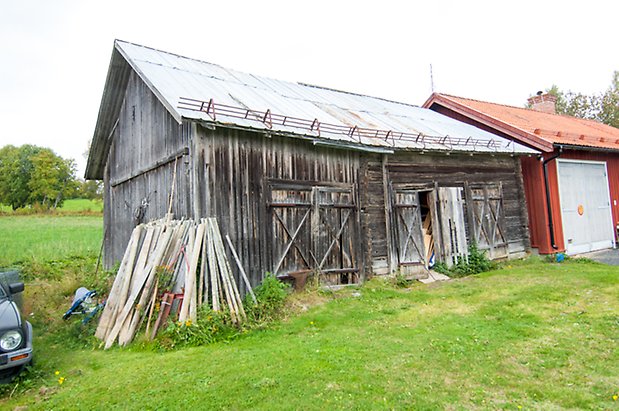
[28,150,77,208]
[0,144,77,210]
[0,145,40,209]
[544,71,619,127]
[76,179,103,200]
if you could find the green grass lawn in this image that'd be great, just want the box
[58,198,103,213]
[0,198,103,214]
[0,215,103,267]
[3,258,617,409]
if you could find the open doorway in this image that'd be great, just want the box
[419,191,435,268]
[391,185,469,276]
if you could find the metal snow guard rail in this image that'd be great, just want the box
[178,97,502,151]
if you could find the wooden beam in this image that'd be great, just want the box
[110,147,189,187]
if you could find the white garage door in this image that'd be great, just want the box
[557,160,614,255]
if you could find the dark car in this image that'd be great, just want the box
[0,271,32,382]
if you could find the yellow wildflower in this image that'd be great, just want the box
[54,370,60,376]
[613,394,618,401]
[185,320,192,327]
[58,377,65,385]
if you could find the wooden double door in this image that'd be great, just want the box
[268,183,359,284]
[390,183,507,272]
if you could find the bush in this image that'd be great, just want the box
[433,243,495,278]
[392,272,411,288]
[161,307,238,348]
[161,273,290,348]
[245,273,290,324]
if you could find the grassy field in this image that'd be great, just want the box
[1,257,617,409]
[57,198,103,213]
[0,215,103,267]
[0,198,103,214]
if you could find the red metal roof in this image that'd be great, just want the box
[423,93,619,153]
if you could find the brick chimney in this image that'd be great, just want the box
[527,91,557,114]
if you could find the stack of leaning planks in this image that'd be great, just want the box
[95,217,255,349]
[422,213,434,265]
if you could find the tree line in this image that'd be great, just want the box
[544,71,619,127]
[0,144,101,210]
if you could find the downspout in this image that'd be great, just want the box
[542,146,563,250]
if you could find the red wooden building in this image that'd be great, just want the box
[424,93,619,255]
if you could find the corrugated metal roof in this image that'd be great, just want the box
[115,40,536,155]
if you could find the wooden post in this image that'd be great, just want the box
[382,155,394,273]
[225,234,257,304]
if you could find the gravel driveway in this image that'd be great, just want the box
[578,248,619,265]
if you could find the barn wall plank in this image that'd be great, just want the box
[195,126,362,287]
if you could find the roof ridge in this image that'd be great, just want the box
[116,40,419,109]
[115,39,228,71]
[298,82,419,108]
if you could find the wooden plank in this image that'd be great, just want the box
[178,222,203,322]
[212,218,246,321]
[120,223,180,346]
[104,225,174,349]
[95,226,142,340]
[382,156,394,273]
[207,219,221,311]
[225,234,257,304]
[209,219,238,323]
[198,218,207,305]
[189,222,206,321]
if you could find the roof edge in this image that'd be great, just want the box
[85,46,131,180]
[190,117,536,156]
[114,40,183,124]
[423,93,555,152]
[85,41,186,180]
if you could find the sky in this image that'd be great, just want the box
[1,0,618,177]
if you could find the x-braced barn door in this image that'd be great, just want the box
[269,184,358,284]
[391,187,426,272]
[464,182,508,259]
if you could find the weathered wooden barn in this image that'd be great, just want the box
[86,41,536,291]
[424,92,619,255]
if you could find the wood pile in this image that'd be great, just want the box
[95,217,255,349]
[422,213,434,265]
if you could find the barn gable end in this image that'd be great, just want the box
[102,70,193,267]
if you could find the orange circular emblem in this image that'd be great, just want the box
[577,205,584,216]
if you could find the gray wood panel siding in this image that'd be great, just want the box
[110,72,188,182]
[360,152,530,272]
[103,72,191,267]
[193,126,362,292]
